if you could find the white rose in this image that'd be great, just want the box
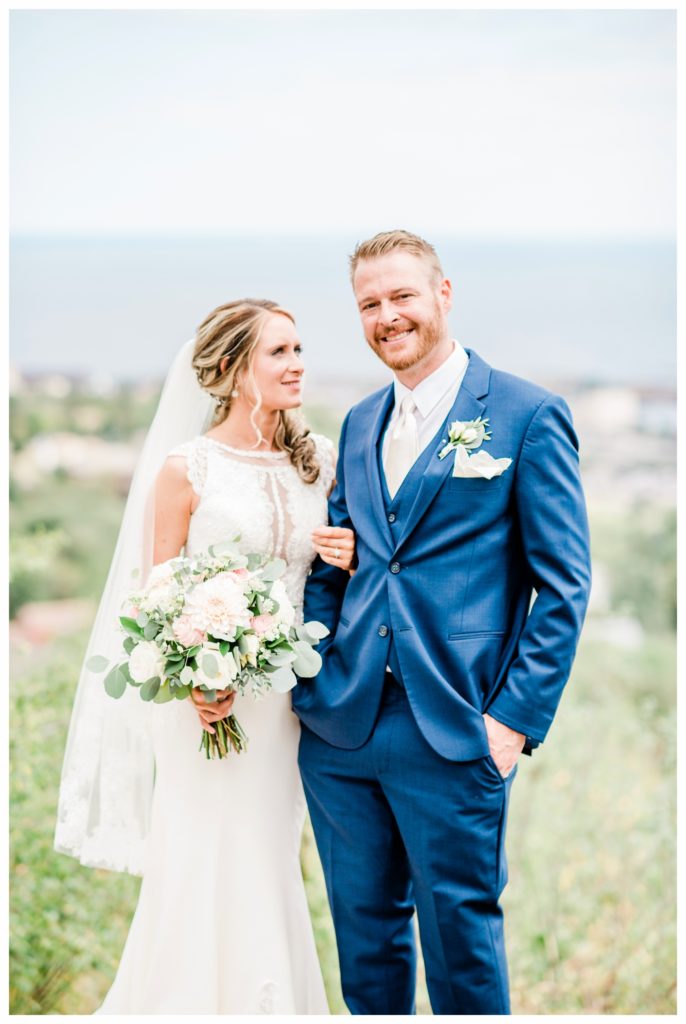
[128,640,166,683]
[269,580,295,627]
[193,646,239,689]
[184,572,251,640]
[141,562,181,615]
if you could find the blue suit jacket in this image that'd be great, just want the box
[293,349,592,762]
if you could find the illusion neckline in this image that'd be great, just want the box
[202,435,288,459]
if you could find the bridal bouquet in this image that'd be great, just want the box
[86,543,329,758]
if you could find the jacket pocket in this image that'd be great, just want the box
[447,475,507,492]
[447,630,506,641]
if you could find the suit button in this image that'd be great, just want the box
[390,562,401,574]
[388,513,396,523]
[378,625,389,637]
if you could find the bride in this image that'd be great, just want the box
[54,299,355,1013]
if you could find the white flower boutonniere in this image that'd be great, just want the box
[438,417,491,458]
[438,416,512,480]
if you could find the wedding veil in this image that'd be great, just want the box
[54,339,215,875]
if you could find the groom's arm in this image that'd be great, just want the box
[486,394,592,745]
[304,411,354,654]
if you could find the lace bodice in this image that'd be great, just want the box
[168,434,336,618]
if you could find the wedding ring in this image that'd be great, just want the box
[334,547,341,559]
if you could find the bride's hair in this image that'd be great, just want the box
[192,299,320,484]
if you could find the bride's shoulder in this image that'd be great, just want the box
[167,435,211,459]
[163,436,211,496]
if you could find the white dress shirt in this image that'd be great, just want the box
[382,340,469,468]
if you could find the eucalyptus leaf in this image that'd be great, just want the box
[143,622,160,641]
[153,682,175,704]
[120,616,144,638]
[136,612,149,628]
[123,636,136,655]
[202,654,218,678]
[201,688,216,703]
[104,665,127,699]
[211,540,240,557]
[266,649,296,667]
[268,666,297,693]
[292,640,322,678]
[260,558,287,582]
[140,677,161,702]
[86,655,109,673]
[297,622,331,644]
[174,684,192,700]
[302,620,331,642]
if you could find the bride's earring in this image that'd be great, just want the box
[231,387,239,398]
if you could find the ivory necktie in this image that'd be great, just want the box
[384,395,419,499]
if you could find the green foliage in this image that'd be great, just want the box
[10,636,142,1015]
[10,630,674,1014]
[10,476,125,613]
[10,387,160,451]
[9,526,68,617]
[590,503,676,631]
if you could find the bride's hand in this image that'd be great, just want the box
[191,688,236,735]
[312,525,357,573]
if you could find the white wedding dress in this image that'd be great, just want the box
[98,433,334,1015]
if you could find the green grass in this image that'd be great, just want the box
[10,630,675,1014]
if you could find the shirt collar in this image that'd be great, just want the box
[393,340,469,419]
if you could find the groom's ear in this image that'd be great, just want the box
[439,276,453,314]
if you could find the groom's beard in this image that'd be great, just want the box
[368,302,445,373]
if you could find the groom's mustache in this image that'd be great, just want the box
[375,321,415,342]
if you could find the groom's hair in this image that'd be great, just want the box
[349,230,444,284]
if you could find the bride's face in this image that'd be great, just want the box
[243,312,305,412]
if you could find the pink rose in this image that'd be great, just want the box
[173,614,206,647]
[231,568,250,580]
[251,613,276,637]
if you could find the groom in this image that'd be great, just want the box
[294,230,591,1014]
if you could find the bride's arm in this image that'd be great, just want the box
[152,457,235,732]
[152,456,197,565]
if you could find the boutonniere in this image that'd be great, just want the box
[438,417,512,480]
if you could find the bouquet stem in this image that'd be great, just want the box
[200,713,248,759]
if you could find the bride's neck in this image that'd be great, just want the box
[209,402,282,452]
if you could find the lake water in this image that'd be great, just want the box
[10,234,675,387]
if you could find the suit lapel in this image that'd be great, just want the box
[363,384,395,550]
[394,350,491,552]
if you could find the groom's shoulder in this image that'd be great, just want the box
[486,360,568,419]
[346,384,392,422]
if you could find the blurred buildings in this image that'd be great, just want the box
[10,365,676,508]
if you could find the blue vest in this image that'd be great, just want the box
[378,414,450,684]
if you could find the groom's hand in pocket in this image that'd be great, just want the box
[483,713,525,778]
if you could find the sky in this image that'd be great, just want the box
[9,8,675,239]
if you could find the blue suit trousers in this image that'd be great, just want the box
[299,674,516,1015]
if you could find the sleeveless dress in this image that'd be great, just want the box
[98,433,335,1015]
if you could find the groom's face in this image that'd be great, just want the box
[353,251,452,373]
